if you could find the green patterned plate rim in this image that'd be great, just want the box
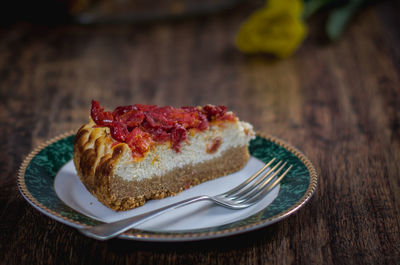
[17,131,317,241]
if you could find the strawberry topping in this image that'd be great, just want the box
[90,100,236,158]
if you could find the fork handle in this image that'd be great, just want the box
[79,195,209,240]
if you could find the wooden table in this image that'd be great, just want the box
[1,1,399,264]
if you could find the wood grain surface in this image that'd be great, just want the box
[1,1,399,264]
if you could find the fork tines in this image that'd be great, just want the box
[220,158,292,206]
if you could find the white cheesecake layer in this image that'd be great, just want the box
[114,121,255,181]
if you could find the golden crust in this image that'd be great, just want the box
[73,120,251,211]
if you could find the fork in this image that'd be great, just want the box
[80,158,292,240]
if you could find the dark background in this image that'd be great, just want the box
[0,0,399,264]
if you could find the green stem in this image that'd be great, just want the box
[326,0,365,41]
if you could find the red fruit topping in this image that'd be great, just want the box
[109,122,128,142]
[126,128,154,158]
[206,137,222,154]
[91,100,114,126]
[90,100,236,158]
[170,124,187,152]
[202,105,235,121]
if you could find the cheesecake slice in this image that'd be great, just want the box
[73,100,255,211]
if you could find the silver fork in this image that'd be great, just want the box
[80,158,292,240]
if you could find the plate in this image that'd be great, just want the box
[17,132,317,241]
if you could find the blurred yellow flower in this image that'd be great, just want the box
[236,0,307,58]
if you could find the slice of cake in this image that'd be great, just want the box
[73,100,255,211]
